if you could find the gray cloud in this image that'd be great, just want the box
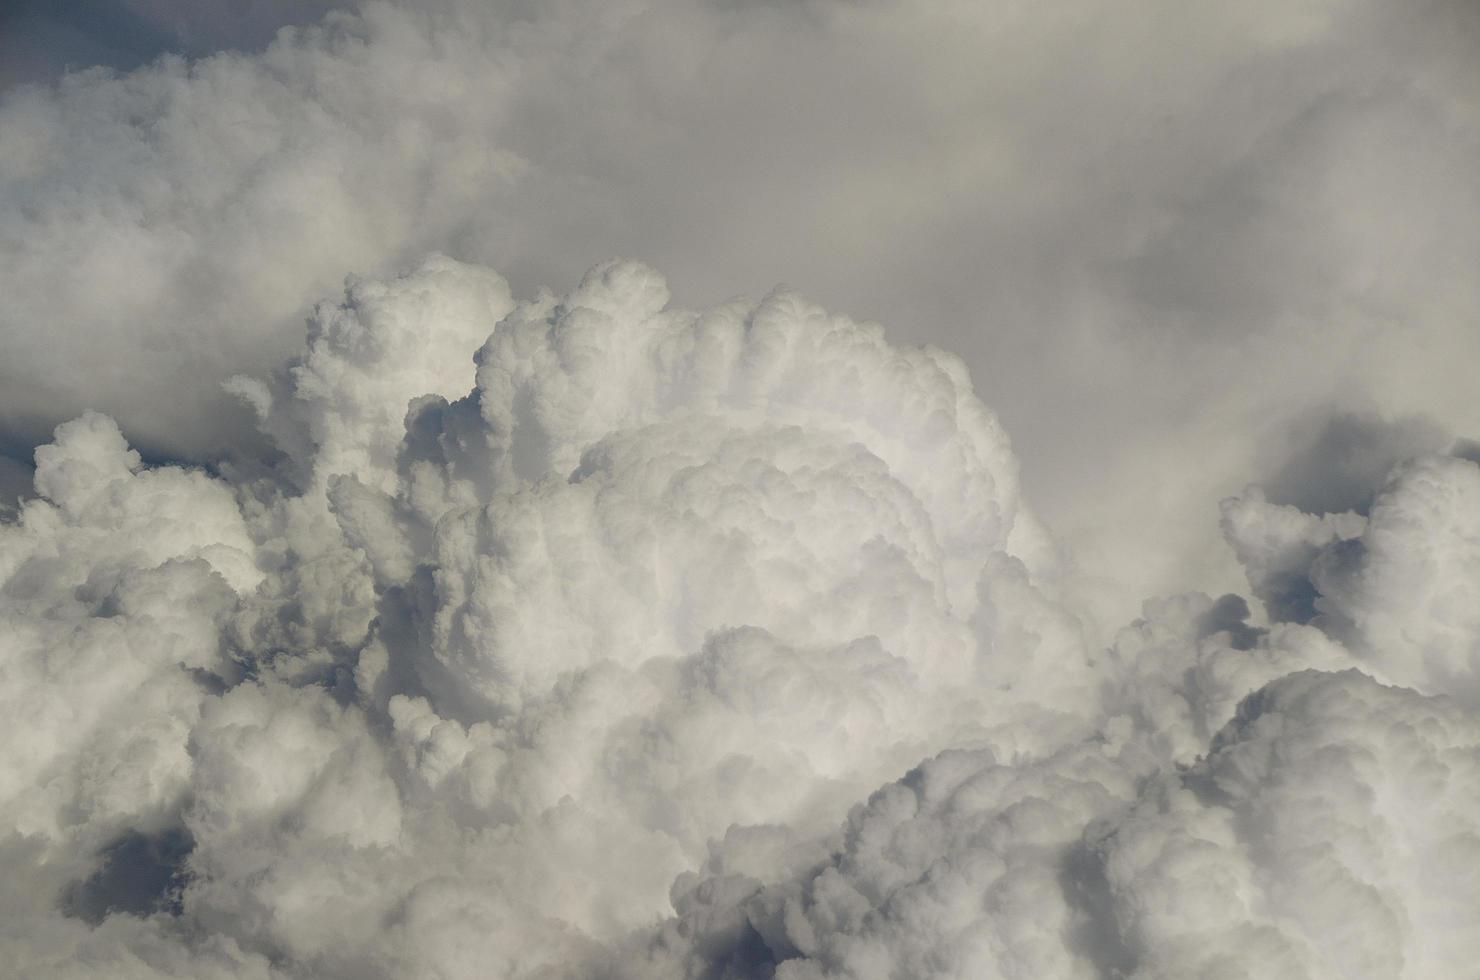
[3,3,1480,977]
[1259,410,1451,516]
[2,0,1476,619]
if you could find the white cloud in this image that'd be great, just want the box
[2,0,1476,619]
[2,1,1479,972]
[1100,668,1480,979]
[0,414,267,977]
[3,253,1479,978]
[1227,452,1480,705]
[0,260,1093,976]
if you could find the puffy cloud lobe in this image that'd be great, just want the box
[315,261,1096,955]
[455,260,1033,595]
[1101,591,1351,765]
[0,414,258,839]
[0,414,270,977]
[337,258,1078,714]
[1225,453,1480,703]
[658,671,1480,980]
[723,742,1139,980]
[1220,486,1365,624]
[180,682,406,972]
[229,254,514,496]
[225,255,513,683]
[16,413,259,592]
[1312,457,1480,703]
[1098,669,1480,980]
[406,422,970,710]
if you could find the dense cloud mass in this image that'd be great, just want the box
[3,0,1478,617]
[3,0,1480,977]
[2,257,1478,978]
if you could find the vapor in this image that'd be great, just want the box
[3,0,1477,617]
[2,256,1477,978]
[3,1,1479,978]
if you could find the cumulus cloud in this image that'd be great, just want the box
[1257,411,1453,517]
[0,413,265,977]
[641,663,1480,979]
[3,1,1480,974]
[2,0,1477,618]
[2,254,1476,979]
[0,260,1079,976]
[1099,668,1480,979]
[1226,451,1480,705]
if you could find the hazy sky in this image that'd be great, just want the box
[3,4,1480,977]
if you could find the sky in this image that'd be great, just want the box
[0,0,343,89]
[2,2,1479,978]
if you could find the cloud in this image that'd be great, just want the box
[227,252,515,496]
[1098,668,1480,979]
[2,0,1477,621]
[0,260,1089,976]
[2,252,1479,978]
[0,414,266,978]
[2,1,1479,970]
[647,669,1480,980]
[1225,451,1480,704]
[1258,411,1452,517]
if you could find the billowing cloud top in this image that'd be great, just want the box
[3,0,1478,624]
[4,0,1480,975]
[3,254,1479,979]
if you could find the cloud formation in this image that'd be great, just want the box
[3,1,1480,975]
[2,256,1477,978]
[1225,452,1480,704]
[2,0,1477,615]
